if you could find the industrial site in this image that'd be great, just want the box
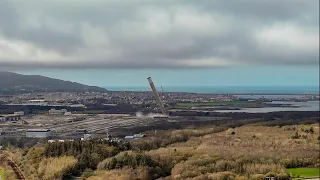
[0,77,233,143]
[0,77,319,143]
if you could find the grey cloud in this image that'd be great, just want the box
[0,0,318,69]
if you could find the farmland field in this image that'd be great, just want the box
[287,168,320,179]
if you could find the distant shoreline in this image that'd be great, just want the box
[108,91,319,96]
[105,86,319,95]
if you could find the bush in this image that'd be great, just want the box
[81,169,94,179]
[291,132,299,139]
[98,151,169,179]
[208,171,236,180]
[250,174,265,180]
[309,127,314,134]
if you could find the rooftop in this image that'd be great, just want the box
[0,114,20,117]
[26,129,51,132]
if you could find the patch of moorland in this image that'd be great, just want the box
[93,122,319,180]
[3,117,319,180]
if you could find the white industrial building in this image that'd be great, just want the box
[14,111,25,116]
[49,108,67,115]
[124,134,145,141]
[26,129,52,138]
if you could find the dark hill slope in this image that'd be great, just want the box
[0,71,107,93]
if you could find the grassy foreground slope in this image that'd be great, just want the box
[90,123,319,180]
[3,119,319,180]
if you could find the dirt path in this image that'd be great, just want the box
[0,151,26,180]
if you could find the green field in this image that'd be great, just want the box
[175,101,263,108]
[288,168,320,179]
[0,168,4,180]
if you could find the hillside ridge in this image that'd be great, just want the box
[0,71,107,94]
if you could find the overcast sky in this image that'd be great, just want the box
[0,0,319,87]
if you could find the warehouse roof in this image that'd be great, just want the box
[26,129,51,132]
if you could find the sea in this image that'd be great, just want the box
[105,86,319,94]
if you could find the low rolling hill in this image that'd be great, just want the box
[0,71,107,94]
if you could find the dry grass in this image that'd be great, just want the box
[4,146,77,180]
[0,154,18,180]
[88,167,150,180]
[37,156,77,180]
[5,122,318,180]
[169,124,319,179]
[91,123,319,179]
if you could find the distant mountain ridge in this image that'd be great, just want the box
[0,71,107,94]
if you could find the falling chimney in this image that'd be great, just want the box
[147,77,167,115]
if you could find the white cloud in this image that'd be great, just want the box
[0,0,318,69]
[255,23,319,53]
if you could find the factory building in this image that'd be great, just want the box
[26,129,52,138]
[0,114,21,122]
[49,108,67,115]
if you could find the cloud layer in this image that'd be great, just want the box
[0,0,319,68]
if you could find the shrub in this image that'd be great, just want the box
[207,171,236,180]
[250,174,264,180]
[98,151,169,179]
[81,169,94,179]
[291,132,299,139]
[309,127,314,134]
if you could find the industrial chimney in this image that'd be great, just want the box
[147,77,167,115]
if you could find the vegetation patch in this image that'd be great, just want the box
[37,156,77,180]
[287,168,320,179]
[3,120,319,180]
[0,168,5,180]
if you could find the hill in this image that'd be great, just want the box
[0,71,107,94]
